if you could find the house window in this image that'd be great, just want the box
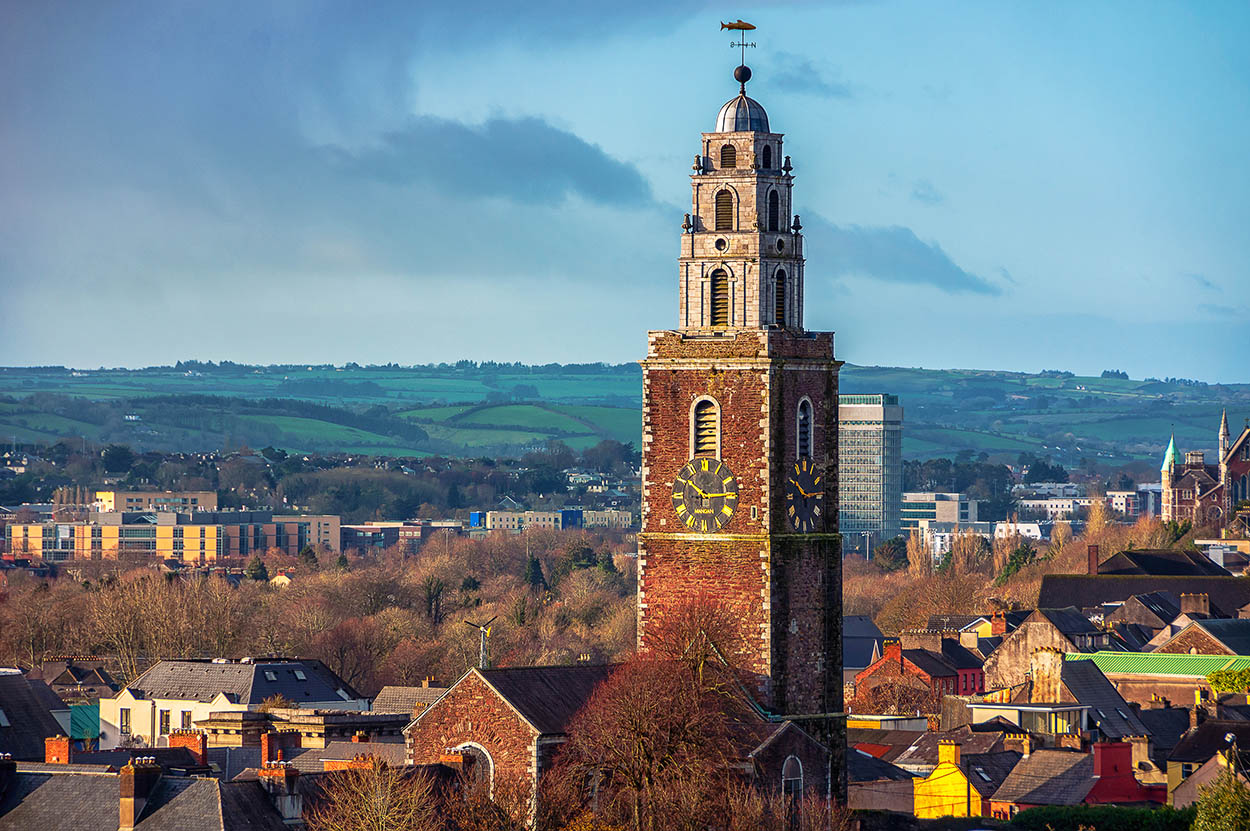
[762,145,772,169]
[264,671,278,682]
[1182,763,1195,779]
[781,755,803,796]
[715,190,734,231]
[159,710,171,735]
[294,669,307,681]
[181,710,193,729]
[768,189,780,232]
[693,399,720,458]
[797,399,812,459]
[709,269,730,326]
[720,144,737,169]
[458,744,494,789]
[774,268,786,326]
[120,708,131,735]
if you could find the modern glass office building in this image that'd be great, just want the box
[838,393,903,553]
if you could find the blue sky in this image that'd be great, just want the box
[1,1,1247,382]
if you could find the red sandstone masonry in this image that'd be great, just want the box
[405,672,539,792]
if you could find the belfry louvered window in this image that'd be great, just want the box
[709,269,729,327]
[720,144,737,168]
[762,145,772,169]
[797,399,812,458]
[768,190,780,232]
[774,269,787,326]
[715,190,733,231]
[693,399,719,457]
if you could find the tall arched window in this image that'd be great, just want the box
[720,144,737,168]
[774,269,787,327]
[693,399,719,457]
[714,190,734,231]
[762,145,772,169]
[797,399,812,459]
[457,744,494,789]
[767,190,780,233]
[781,755,803,797]
[709,269,729,327]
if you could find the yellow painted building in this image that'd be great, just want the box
[94,490,217,512]
[913,741,986,819]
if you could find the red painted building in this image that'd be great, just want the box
[989,742,1165,819]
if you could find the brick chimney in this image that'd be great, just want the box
[167,730,207,766]
[1088,544,1100,576]
[120,757,162,831]
[900,629,943,653]
[1181,593,1210,617]
[351,731,370,743]
[1092,741,1131,779]
[44,735,72,764]
[257,761,302,824]
[260,729,300,763]
[937,739,961,766]
[991,611,1007,636]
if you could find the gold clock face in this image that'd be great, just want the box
[671,457,739,533]
[785,457,823,532]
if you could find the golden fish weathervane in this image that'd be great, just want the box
[720,19,756,31]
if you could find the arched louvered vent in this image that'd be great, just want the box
[715,190,734,231]
[762,145,772,169]
[710,269,729,327]
[775,269,787,326]
[693,399,719,457]
[720,144,737,169]
[797,399,812,459]
[768,190,780,233]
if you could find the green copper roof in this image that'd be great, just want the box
[1161,433,1180,472]
[1067,651,1250,677]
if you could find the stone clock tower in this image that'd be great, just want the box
[637,60,844,776]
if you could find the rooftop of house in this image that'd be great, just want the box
[1067,651,1250,678]
[0,671,65,761]
[0,769,290,831]
[371,684,448,715]
[1099,549,1231,577]
[1187,619,1250,654]
[283,740,408,773]
[847,748,917,783]
[476,664,618,736]
[122,659,360,706]
[957,750,1022,798]
[1033,607,1102,638]
[894,726,1006,770]
[1171,720,1250,764]
[990,748,1093,805]
[1056,660,1151,740]
[1038,575,1250,619]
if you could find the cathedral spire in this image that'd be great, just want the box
[1161,432,1179,472]
[1220,409,1231,458]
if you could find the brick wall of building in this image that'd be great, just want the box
[406,672,539,793]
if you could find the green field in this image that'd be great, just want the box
[0,362,1245,462]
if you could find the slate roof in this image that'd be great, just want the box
[1191,619,1250,655]
[991,749,1093,805]
[844,616,885,669]
[848,749,917,782]
[894,726,1005,771]
[1137,708,1193,759]
[1038,575,1250,619]
[898,649,956,679]
[371,685,448,714]
[0,671,66,761]
[1035,607,1101,637]
[23,680,66,714]
[845,615,885,640]
[1133,591,1182,623]
[284,740,407,773]
[926,614,986,631]
[961,750,1022,798]
[939,640,985,671]
[1061,661,1151,740]
[478,664,617,735]
[0,771,289,830]
[846,729,924,763]
[125,659,359,705]
[1108,623,1155,652]
[1099,549,1231,577]
[1170,720,1250,764]
[67,747,204,772]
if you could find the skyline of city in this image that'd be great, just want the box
[1,2,1247,383]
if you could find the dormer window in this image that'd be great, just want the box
[264,671,277,682]
[720,144,737,168]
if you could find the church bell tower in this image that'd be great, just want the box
[637,48,844,788]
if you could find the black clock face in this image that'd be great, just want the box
[785,458,823,532]
[671,457,739,533]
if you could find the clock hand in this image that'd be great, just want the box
[700,492,737,498]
